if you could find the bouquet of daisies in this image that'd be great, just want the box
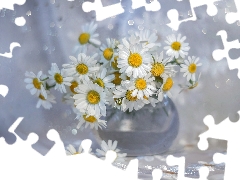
[24,21,201,130]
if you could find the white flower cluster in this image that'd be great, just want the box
[66,139,127,163]
[24,21,202,130]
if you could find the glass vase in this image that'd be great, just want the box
[97,96,179,156]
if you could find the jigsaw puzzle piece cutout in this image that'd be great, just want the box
[166,155,210,180]
[44,129,66,157]
[0,117,42,158]
[225,0,240,24]
[0,0,26,10]
[132,0,160,11]
[176,5,223,58]
[157,0,192,24]
[199,113,240,179]
[0,114,18,144]
[177,4,240,63]
[82,0,124,21]
[166,0,237,30]
[212,30,240,77]
[229,48,240,60]
[0,42,21,58]
[213,152,226,164]
[190,0,235,16]
[0,84,9,98]
[152,169,163,180]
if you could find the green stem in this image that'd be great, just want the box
[46,82,56,90]
[40,77,49,81]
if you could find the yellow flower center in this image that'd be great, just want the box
[83,114,97,123]
[33,78,42,89]
[87,90,100,104]
[151,63,165,76]
[78,33,90,45]
[73,152,80,155]
[114,98,122,105]
[188,63,197,74]
[76,64,88,75]
[112,72,122,85]
[111,56,119,70]
[70,81,78,94]
[94,78,105,88]
[128,53,142,68]
[54,73,63,84]
[143,95,148,100]
[135,78,147,90]
[171,41,181,51]
[126,90,138,101]
[162,77,173,91]
[39,94,46,100]
[103,48,113,61]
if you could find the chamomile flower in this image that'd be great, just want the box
[164,34,190,59]
[144,96,159,107]
[118,38,152,78]
[24,71,47,99]
[78,21,101,47]
[76,113,107,130]
[73,80,107,116]
[62,77,82,105]
[135,29,161,50]
[65,144,92,155]
[48,63,73,93]
[113,85,147,112]
[151,52,176,78]
[125,73,156,100]
[105,89,122,110]
[157,75,174,101]
[36,91,56,109]
[63,53,99,80]
[100,38,116,67]
[180,56,202,81]
[179,73,201,94]
[96,140,127,163]
[92,67,115,90]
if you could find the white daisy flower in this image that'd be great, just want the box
[117,38,152,78]
[62,77,82,105]
[125,73,156,100]
[164,34,190,59]
[48,63,73,93]
[157,75,174,101]
[63,53,99,80]
[113,85,147,112]
[179,73,201,94]
[180,56,202,81]
[73,80,107,116]
[24,71,47,99]
[151,51,176,78]
[93,67,115,90]
[78,21,101,47]
[134,29,161,50]
[76,113,107,130]
[96,140,127,163]
[36,91,56,109]
[144,96,159,107]
[105,89,122,110]
[65,144,92,155]
[100,38,117,67]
